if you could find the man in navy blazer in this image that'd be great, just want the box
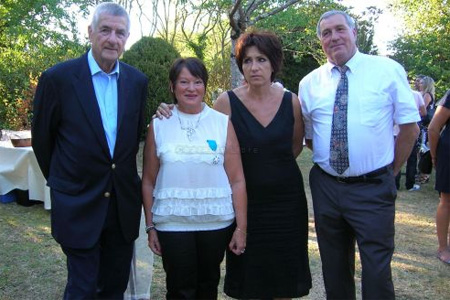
[32,2,148,299]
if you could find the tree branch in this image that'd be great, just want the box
[244,0,257,17]
[249,0,301,25]
[229,0,243,33]
[246,0,265,18]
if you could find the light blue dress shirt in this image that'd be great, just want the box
[87,49,119,157]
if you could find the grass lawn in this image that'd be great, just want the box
[0,146,448,299]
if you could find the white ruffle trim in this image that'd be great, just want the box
[152,197,234,216]
[154,187,231,199]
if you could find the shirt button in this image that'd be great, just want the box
[112,164,116,169]
[104,192,111,198]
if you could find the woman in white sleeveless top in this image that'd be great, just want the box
[142,57,247,299]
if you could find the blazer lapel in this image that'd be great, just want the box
[116,64,128,134]
[72,53,111,158]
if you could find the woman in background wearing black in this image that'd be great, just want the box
[428,90,450,265]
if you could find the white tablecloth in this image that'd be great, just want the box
[0,141,51,209]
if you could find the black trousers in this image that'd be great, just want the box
[396,139,419,189]
[61,193,134,300]
[310,165,396,300]
[158,225,233,300]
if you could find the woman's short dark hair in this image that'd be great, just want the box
[169,57,208,103]
[235,30,283,82]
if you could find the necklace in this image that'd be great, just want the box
[176,108,202,141]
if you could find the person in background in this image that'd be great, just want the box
[32,2,148,298]
[272,78,286,90]
[395,82,426,191]
[414,75,424,92]
[413,76,427,118]
[142,57,247,299]
[299,10,419,299]
[428,90,450,265]
[419,76,435,108]
[155,30,312,299]
[417,75,436,184]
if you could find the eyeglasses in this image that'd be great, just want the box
[177,79,204,88]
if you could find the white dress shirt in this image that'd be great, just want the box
[393,90,424,136]
[299,51,420,176]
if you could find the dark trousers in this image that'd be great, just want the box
[61,194,134,300]
[395,139,419,189]
[158,225,233,300]
[310,165,396,300]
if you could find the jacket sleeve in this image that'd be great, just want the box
[32,72,61,179]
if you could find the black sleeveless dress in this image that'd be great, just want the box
[224,91,312,298]
[435,95,450,193]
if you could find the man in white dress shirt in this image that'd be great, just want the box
[299,10,420,299]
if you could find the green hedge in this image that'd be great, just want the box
[122,37,180,132]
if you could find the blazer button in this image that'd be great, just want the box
[104,192,111,198]
[112,163,116,170]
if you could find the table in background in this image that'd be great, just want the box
[0,141,51,209]
[0,139,153,299]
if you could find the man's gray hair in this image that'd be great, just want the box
[316,10,356,38]
[91,2,130,32]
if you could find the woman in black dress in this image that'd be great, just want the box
[214,30,312,299]
[429,90,450,265]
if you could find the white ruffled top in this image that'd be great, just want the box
[151,104,234,231]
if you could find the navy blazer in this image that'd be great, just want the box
[32,52,148,248]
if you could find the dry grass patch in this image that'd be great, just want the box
[0,145,448,299]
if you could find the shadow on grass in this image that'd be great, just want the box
[0,146,448,300]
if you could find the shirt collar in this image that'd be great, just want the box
[87,49,120,78]
[325,49,361,75]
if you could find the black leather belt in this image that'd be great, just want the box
[315,164,391,184]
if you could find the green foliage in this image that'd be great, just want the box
[279,52,320,93]
[255,0,342,90]
[122,37,180,128]
[172,0,232,97]
[355,6,380,55]
[0,42,87,130]
[0,0,90,130]
[389,0,450,97]
[252,0,380,91]
[170,15,231,104]
[186,33,208,61]
[204,42,231,103]
[202,19,232,101]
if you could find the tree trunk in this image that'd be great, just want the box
[230,0,244,89]
[231,38,243,88]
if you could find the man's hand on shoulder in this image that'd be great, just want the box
[153,103,174,119]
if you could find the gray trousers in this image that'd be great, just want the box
[310,164,396,300]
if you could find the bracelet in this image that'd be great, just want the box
[235,227,247,235]
[145,224,156,233]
